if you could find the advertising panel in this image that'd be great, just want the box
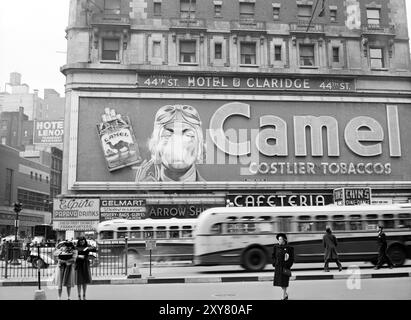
[33,120,64,144]
[53,220,100,231]
[100,198,146,221]
[146,204,220,219]
[333,188,372,206]
[53,198,100,221]
[76,98,410,186]
[228,193,334,207]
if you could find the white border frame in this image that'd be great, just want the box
[67,91,411,191]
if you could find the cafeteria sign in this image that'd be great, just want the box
[33,120,64,144]
[333,188,372,206]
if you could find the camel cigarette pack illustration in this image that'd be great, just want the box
[97,108,142,171]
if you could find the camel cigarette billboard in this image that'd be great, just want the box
[74,98,410,186]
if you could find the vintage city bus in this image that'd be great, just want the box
[193,204,411,271]
[96,218,196,266]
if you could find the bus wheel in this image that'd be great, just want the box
[242,248,267,272]
[388,246,406,266]
[126,250,141,268]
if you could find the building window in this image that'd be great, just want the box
[239,2,255,20]
[179,40,196,63]
[104,0,121,14]
[332,47,340,63]
[330,9,337,22]
[273,7,280,20]
[152,41,161,58]
[17,188,49,211]
[370,48,384,69]
[274,45,282,61]
[153,2,162,16]
[298,5,312,22]
[24,130,28,137]
[180,0,196,19]
[367,8,380,26]
[102,39,120,61]
[240,42,256,65]
[299,44,315,66]
[215,4,222,17]
[5,169,13,206]
[215,43,222,59]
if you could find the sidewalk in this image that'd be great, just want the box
[1,265,410,287]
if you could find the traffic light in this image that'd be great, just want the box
[13,202,23,213]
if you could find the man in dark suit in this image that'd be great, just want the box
[374,225,394,269]
[323,227,343,272]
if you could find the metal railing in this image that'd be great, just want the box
[0,241,128,279]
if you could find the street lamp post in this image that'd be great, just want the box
[11,202,23,265]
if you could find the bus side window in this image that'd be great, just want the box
[143,227,154,239]
[211,223,222,234]
[382,214,395,229]
[315,215,328,232]
[156,226,167,239]
[349,215,363,231]
[169,226,180,238]
[366,214,378,230]
[182,226,192,238]
[117,227,128,239]
[130,227,141,239]
[100,231,113,240]
[332,215,346,231]
[277,216,292,233]
[298,216,313,232]
[398,213,411,228]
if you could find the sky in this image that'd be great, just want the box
[0,0,411,99]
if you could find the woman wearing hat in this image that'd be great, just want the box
[54,240,77,300]
[75,236,97,300]
[272,233,294,300]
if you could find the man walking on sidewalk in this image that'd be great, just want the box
[323,227,343,272]
[374,225,394,270]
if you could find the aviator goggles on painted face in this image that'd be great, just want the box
[154,105,201,127]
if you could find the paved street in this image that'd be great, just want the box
[1,277,410,300]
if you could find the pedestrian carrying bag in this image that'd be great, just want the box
[282,268,292,277]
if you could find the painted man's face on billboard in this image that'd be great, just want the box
[140,104,205,182]
[158,120,199,171]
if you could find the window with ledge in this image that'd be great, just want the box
[102,39,120,61]
[370,48,384,69]
[179,40,196,63]
[152,41,161,58]
[239,2,255,20]
[330,9,337,22]
[153,2,162,16]
[298,5,312,22]
[215,4,222,17]
[273,7,280,20]
[214,43,222,59]
[180,0,196,19]
[104,0,121,14]
[274,45,282,61]
[240,42,256,65]
[299,44,315,66]
[367,8,380,26]
[332,47,340,63]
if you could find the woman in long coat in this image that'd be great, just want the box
[272,233,294,300]
[75,236,96,300]
[323,227,342,272]
[54,240,77,300]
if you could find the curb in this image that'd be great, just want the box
[1,271,410,286]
